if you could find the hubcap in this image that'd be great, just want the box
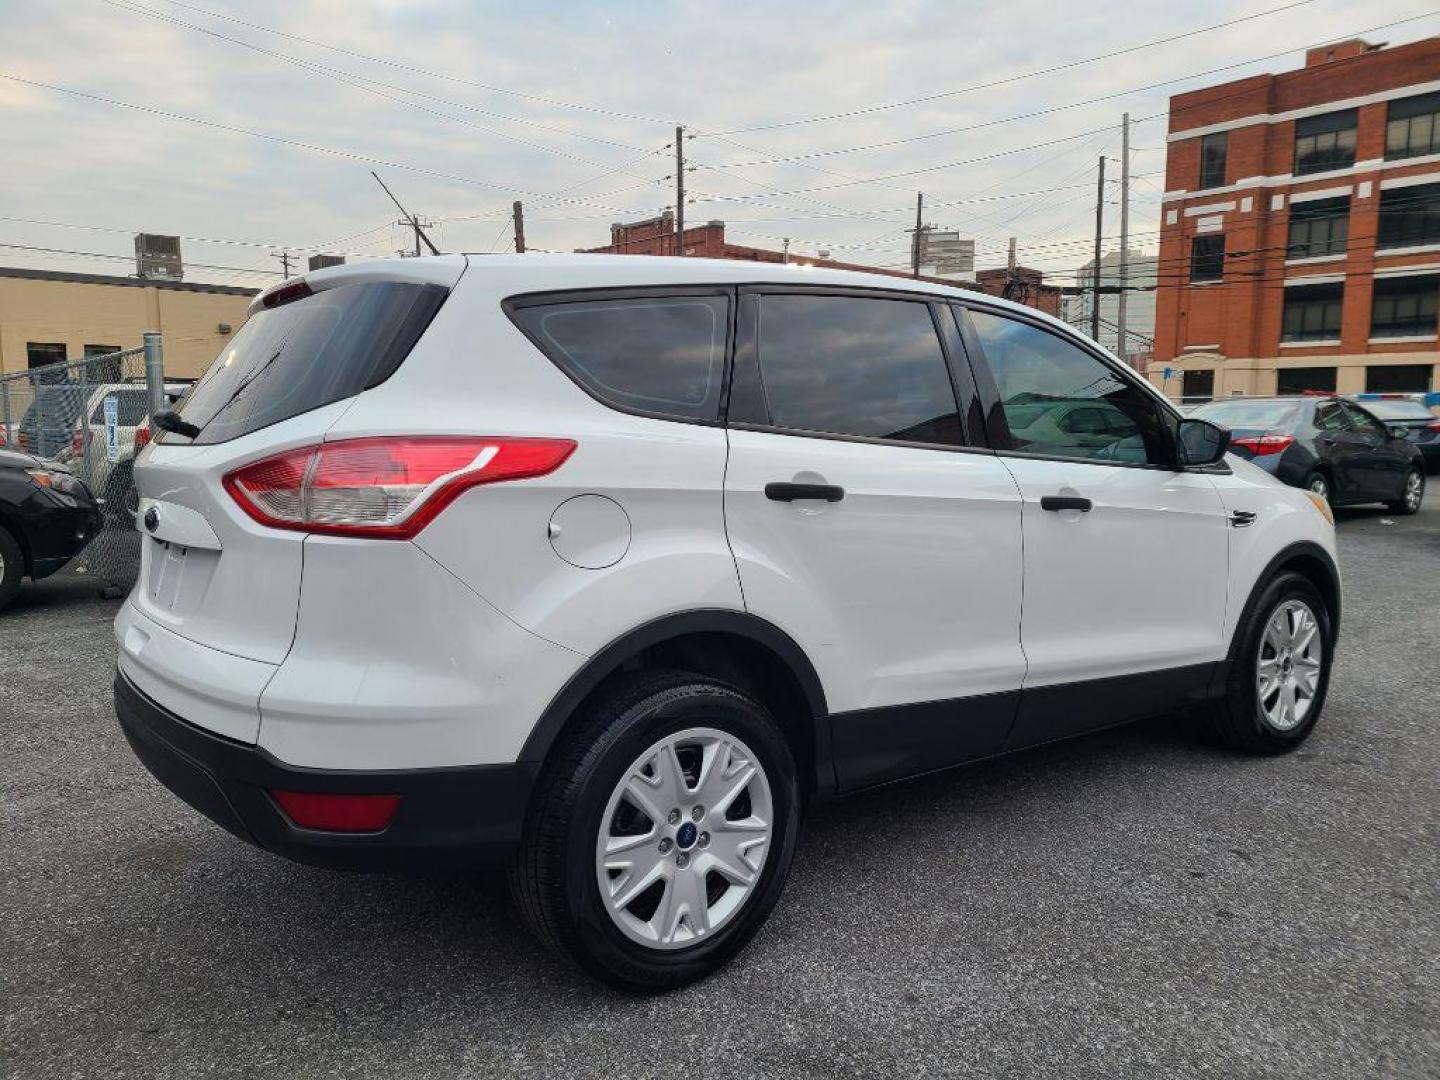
[1405,471,1423,511]
[1309,477,1328,499]
[1256,599,1323,731]
[595,727,773,950]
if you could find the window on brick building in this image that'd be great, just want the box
[1365,364,1434,393]
[1281,283,1344,343]
[1277,367,1338,394]
[1190,235,1225,282]
[1378,183,1440,249]
[1370,275,1440,339]
[1386,91,1440,160]
[1294,109,1357,175]
[1287,196,1350,259]
[1181,369,1214,402]
[1197,132,1228,190]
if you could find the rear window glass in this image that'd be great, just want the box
[1191,400,1302,428]
[753,294,962,445]
[1360,399,1433,419]
[168,281,447,445]
[90,391,149,425]
[508,294,729,421]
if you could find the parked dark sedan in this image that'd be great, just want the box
[0,449,103,610]
[1190,395,1426,514]
[1349,397,1440,473]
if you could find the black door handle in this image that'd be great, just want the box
[1040,495,1092,512]
[765,482,845,503]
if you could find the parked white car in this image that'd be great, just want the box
[115,255,1340,991]
[68,384,151,498]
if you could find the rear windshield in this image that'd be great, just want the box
[1359,399,1433,420]
[167,281,447,445]
[1191,399,1302,429]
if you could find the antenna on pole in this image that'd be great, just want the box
[371,171,440,256]
[1091,157,1106,343]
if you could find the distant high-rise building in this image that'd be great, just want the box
[1066,250,1158,362]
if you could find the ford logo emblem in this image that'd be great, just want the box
[143,507,160,533]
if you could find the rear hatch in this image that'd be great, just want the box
[129,259,463,665]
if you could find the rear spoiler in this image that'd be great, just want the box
[249,255,469,317]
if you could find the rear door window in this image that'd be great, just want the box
[745,293,963,445]
[169,281,447,445]
[507,293,730,421]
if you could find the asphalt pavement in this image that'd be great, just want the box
[2,502,1437,1079]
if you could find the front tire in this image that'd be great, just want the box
[1205,571,1333,754]
[510,671,800,992]
[1387,467,1424,516]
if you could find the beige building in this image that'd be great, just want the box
[0,267,256,380]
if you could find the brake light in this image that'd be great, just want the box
[17,431,28,451]
[1428,421,1440,433]
[134,419,151,450]
[1231,433,1295,456]
[271,790,401,832]
[259,279,313,309]
[223,436,576,538]
[72,427,92,456]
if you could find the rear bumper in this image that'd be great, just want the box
[115,671,535,871]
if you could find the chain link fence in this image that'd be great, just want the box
[1,341,164,595]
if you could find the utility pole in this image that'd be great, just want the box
[272,250,293,278]
[1117,112,1131,364]
[1091,156,1106,343]
[1007,236,1017,274]
[371,171,440,256]
[782,238,790,265]
[512,201,526,254]
[674,126,686,256]
[911,191,924,278]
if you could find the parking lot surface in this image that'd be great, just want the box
[3,503,1438,1079]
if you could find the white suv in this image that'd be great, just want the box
[115,255,1339,991]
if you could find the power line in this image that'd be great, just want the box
[146,0,678,126]
[698,0,1322,135]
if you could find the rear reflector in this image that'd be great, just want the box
[224,436,576,539]
[271,790,401,833]
[1230,433,1295,456]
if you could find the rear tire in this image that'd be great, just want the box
[1387,467,1424,516]
[1303,470,1331,504]
[1204,571,1332,755]
[509,670,800,993]
[0,525,23,612]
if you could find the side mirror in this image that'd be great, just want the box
[1176,418,1231,468]
[1390,424,1409,439]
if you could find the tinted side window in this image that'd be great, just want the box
[511,295,728,421]
[1314,402,1350,432]
[1342,402,1386,437]
[90,391,150,425]
[967,309,1167,465]
[750,294,961,445]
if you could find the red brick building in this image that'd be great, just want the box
[580,214,1064,317]
[1151,36,1440,401]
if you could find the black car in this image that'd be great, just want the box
[1349,397,1440,473]
[0,449,103,610]
[1190,395,1426,514]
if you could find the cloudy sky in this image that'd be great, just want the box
[1,0,1436,291]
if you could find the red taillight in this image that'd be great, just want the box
[17,431,28,451]
[72,427,91,456]
[223,436,576,538]
[1427,421,1440,433]
[134,420,152,450]
[1231,433,1295,456]
[271,790,401,832]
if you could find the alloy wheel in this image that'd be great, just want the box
[1256,599,1323,732]
[595,727,773,950]
[1404,470,1424,512]
[1308,475,1328,500]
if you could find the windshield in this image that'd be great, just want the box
[1191,399,1302,429]
[1358,399,1434,420]
[167,281,446,445]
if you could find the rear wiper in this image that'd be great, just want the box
[152,409,200,440]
